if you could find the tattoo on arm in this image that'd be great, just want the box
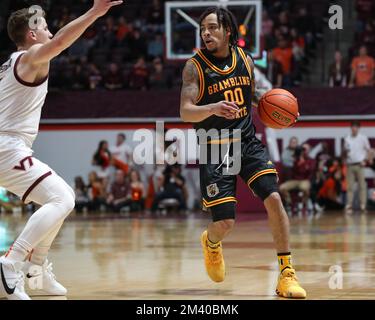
[181,60,199,105]
[247,55,265,105]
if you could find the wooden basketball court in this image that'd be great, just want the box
[1,211,375,300]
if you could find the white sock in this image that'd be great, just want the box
[28,221,63,265]
[5,239,31,263]
[5,174,74,263]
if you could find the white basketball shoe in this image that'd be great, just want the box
[23,260,67,296]
[0,256,30,300]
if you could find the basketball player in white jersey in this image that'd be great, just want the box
[0,0,123,300]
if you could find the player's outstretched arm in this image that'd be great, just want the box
[180,60,239,122]
[23,0,123,66]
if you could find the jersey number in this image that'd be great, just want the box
[224,88,244,105]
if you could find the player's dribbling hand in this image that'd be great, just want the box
[91,0,124,17]
[210,101,239,120]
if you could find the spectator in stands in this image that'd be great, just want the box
[290,28,305,84]
[111,133,133,164]
[147,0,165,26]
[92,140,112,178]
[104,63,123,90]
[109,132,133,173]
[265,51,283,87]
[368,156,375,209]
[344,121,372,214]
[359,22,375,50]
[68,38,90,60]
[115,17,130,44]
[349,45,375,87]
[106,170,131,212]
[129,169,145,211]
[275,11,291,38]
[149,57,172,89]
[127,28,147,60]
[317,169,345,211]
[151,164,187,212]
[147,34,164,60]
[87,171,107,212]
[266,28,283,51]
[295,7,316,50]
[129,57,149,90]
[261,10,274,39]
[280,143,315,214]
[315,141,333,164]
[53,7,70,30]
[368,181,375,210]
[310,159,326,214]
[87,63,102,90]
[71,64,88,90]
[272,37,293,87]
[329,51,348,87]
[97,16,116,49]
[356,0,374,22]
[281,136,299,181]
[291,28,305,56]
[82,25,98,48]
[328,157,347,203]
[74,176,89,213]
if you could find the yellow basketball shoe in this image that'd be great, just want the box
[200,230,225,282]
[276,268,306,299]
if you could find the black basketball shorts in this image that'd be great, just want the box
[199,135,278,217]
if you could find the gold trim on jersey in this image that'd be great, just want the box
[237,47,252,80]
[247,169,278,186]
[197,48,237,75]
[203,196,237,208]
[207,138,241,145]
[190,58,205,103]
[238,47,256,102]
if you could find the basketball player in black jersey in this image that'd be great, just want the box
[180,7,306,298]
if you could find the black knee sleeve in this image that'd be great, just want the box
[210,201,236,222]
[250,173,279,201]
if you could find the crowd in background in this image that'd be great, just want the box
[1,125,374,216]
[280,121,375,217]
[329,45,375,88]
[0,0,328,90]
[79,121,375,216]
[328,0,375,88]
[0,0,176,91]
[72,133,188,214]
[261,1,323,87]
[1,1,374,89]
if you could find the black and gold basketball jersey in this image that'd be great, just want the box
[190,46,255,143]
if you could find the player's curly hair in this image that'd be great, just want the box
[199,7,239,47]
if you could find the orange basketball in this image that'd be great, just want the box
[258,89,299,129]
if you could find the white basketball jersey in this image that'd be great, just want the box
[0,51,48,148]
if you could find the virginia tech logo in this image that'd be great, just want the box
[13,156,34,171]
